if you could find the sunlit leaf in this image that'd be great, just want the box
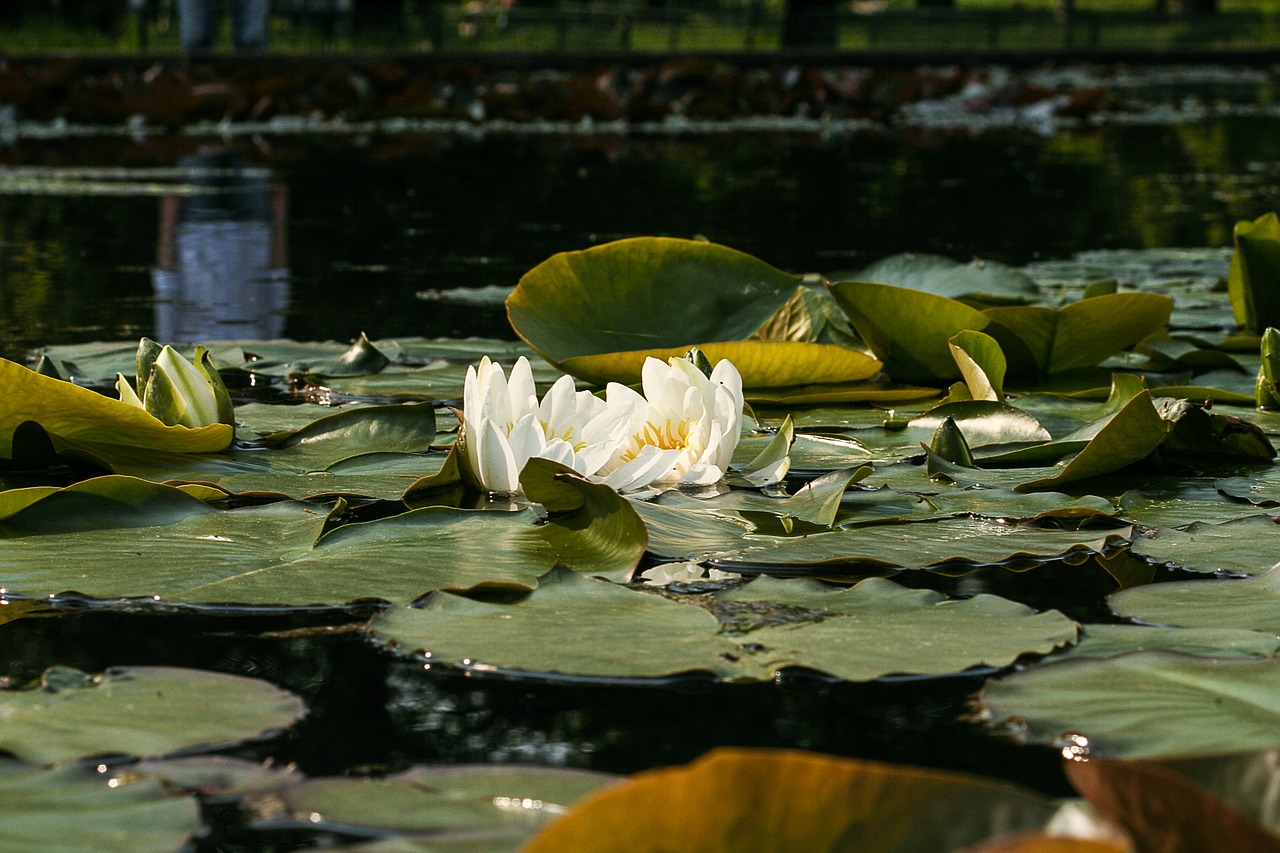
[826,281,991,382]
[508,237,802,367]
[560,340,880,389]
[0,358,231,457]
[524,748,1060,853]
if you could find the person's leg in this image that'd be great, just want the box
[231,0,271,50]
[178,0,217,51]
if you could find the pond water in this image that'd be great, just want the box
[3,113,1280,361]
[3,68,1280,849]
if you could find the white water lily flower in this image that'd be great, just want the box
[595,356,745,494]
[116,341,234,429]
[461,356,631,494]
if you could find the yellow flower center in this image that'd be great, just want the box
[619,418,694,463]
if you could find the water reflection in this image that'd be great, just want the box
[154,147,290,342]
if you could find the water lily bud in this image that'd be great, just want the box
[1257,327,1280,410]
[683,347,714,378]
[117,341,234,429]
[930,416,975,467]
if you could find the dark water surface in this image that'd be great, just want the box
[2,110,1279,848]
[3,116,1279,359]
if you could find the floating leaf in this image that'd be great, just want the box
[509,237,801,364]
[1130,516,1280,576]
[826,281,991,382]
[371,567,740,680]
[710,518,1129,573]
[980,651,1280,758]
[1015,392,1168,492]
[374,570,1076,683]
[524,748,1059,853]
[714,576,1078,680]
[1065,624,1280,660]
[950,329,1007,401]
[983,293,1172,377]
[838,252,1041,303]
[0,358,231,458]
[1229,212,1280,334]
[1158,748,1280,832]
[259,765,615,837]
[1109,562,1280,633]
[0,666,304,765]
[560,340,880,389]
[0,485,637,604]
[0,761,200,853]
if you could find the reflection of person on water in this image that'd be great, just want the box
[154,147,289,342]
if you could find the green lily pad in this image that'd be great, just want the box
[715,576,1077,680]
[826,281,991,382]
[1229,212,1280,334]
[1131,516,1280,576]
[0,476,639,604]
[0,666,304,765]
[371,567,741,680]
[1117,482,1263,527]
[983,292,1173,377]
[1015,392,1169,492]
[0,358,231,457]
[629,499,756,561]
[372,570,1077,682]
[131,756,304,801]
[1065,624,1280,660]
[710,518,1129,573]
[523,748,1059,853]
[1109,563,1280,633]
[980,651,1280,758]
[949,329,1007,401]
[0,760,200,853]
[560,340,881,390]
[837,252,1041,303]
[507,237,801,369]
[260,765,615,836]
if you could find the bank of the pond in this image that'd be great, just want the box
[3,52,1277,129]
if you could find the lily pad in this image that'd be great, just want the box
[983,292,1172,377]
[837,252,1041,303]
[1109,563,1280,633]
[259,765,615,837]
[0,666,304,765]
[1131,516,1280,576]
[523,748,1060,853]
[373,570,1077,682]
[1065,624,1280,660]
[371,567,741,681]
[0,477,639,604]
[507,237,801,368]
[0,760,201,853]
[560,340,880,390]
[710,518,1129,573]
[980,651,1280,758]
[715,576,1078,680]
[826,281,991,382]
[0,358,231,457]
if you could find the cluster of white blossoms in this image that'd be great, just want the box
[461,354,751,495]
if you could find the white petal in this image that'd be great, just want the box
[475,418,521,494]
[506,357,538,420]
